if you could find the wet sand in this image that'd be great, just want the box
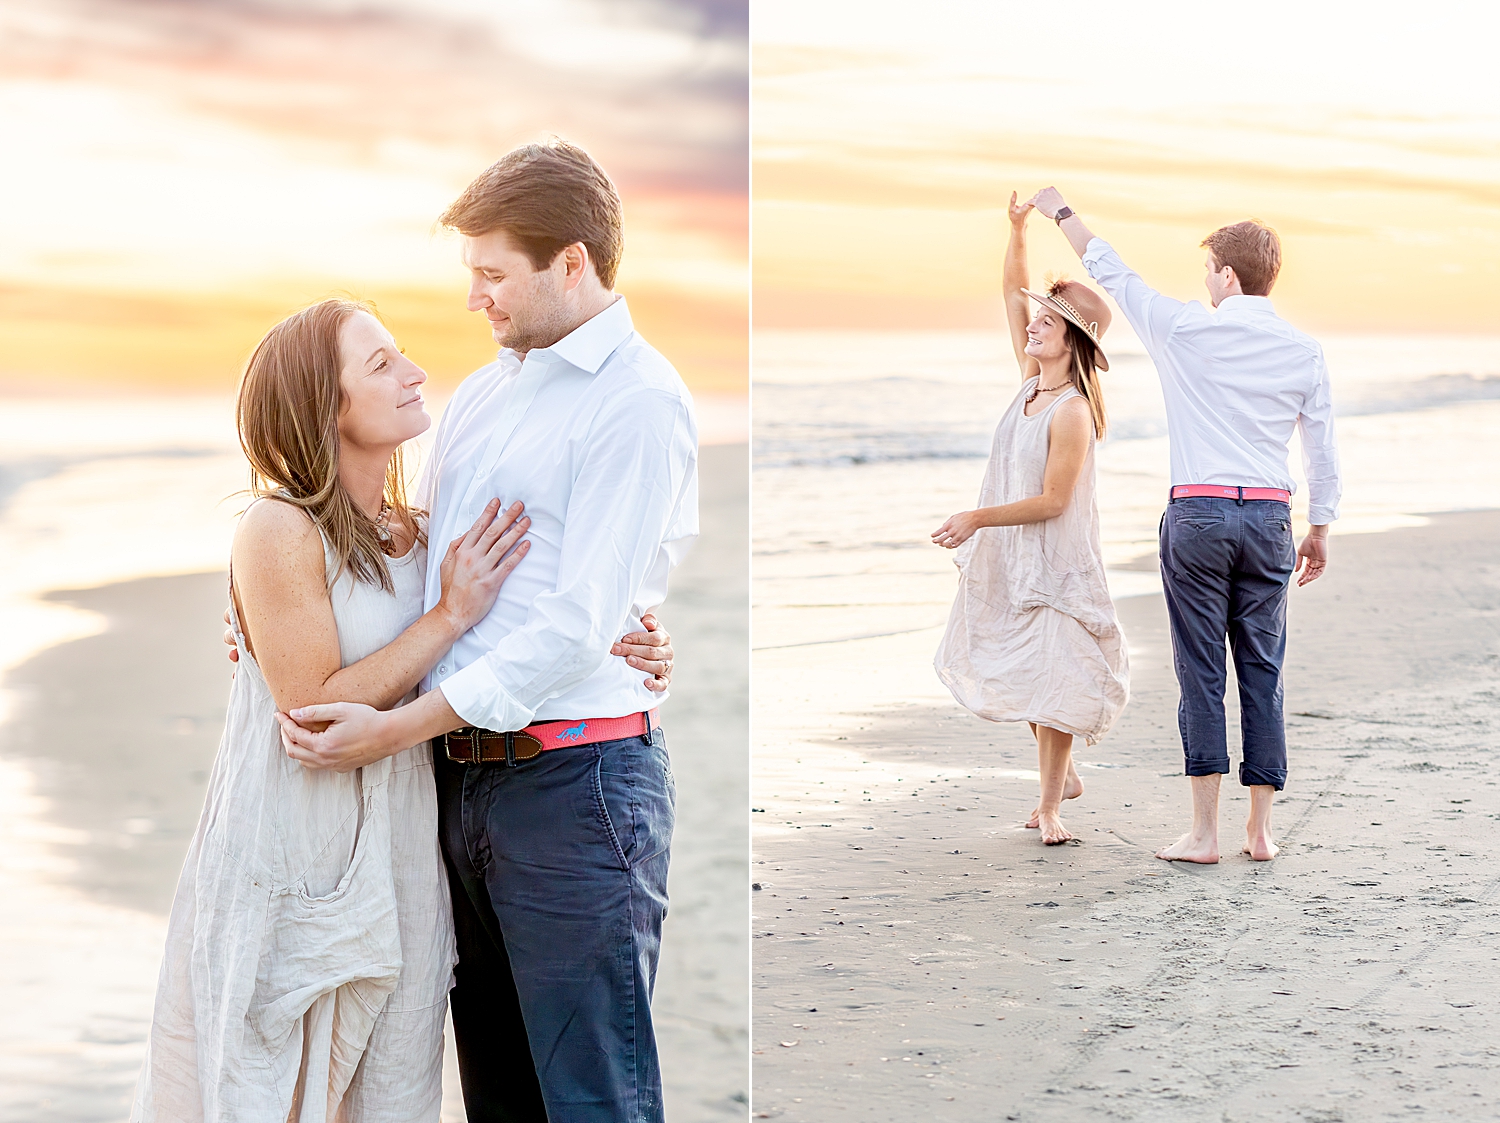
[0,442,747,1121]
[752,511,1500,1121]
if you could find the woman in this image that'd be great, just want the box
[132,300,673,1121]
[932,192,1129,846]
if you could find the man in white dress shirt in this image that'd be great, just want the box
[281,142,698,1121]
[1029,187,1340,866]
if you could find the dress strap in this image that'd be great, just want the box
[230,497,339,641]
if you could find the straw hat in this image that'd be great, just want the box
[1020,280,1111,371]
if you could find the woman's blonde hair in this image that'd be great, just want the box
[237,299,423,592]
[1049,278,1109,439]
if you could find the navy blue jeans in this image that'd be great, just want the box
[1159,498,1295,789]
[435,727,675,1122]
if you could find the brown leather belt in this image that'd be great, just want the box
[442,710,659,766]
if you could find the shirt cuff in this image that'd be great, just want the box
[1307,505,1339,525]
[438,661,536,733]
[1080,237,1111,270]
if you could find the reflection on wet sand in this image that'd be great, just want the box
[0,578,225,1117]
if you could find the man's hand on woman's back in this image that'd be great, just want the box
[614,613,674,692]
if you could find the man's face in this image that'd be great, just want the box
[462,229,572,353]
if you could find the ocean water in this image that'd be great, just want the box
[752,330,1500,651]
[0,390,748,682]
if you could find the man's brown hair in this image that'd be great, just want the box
[1200,219,1282,296]
[440,140,623,289]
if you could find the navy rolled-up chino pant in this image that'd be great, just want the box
[435,727,675,1122]
[1159,497,1296,790]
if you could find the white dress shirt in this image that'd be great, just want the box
[418,297,699,733]
[1082,238,1341,524]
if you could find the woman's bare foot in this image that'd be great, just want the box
[1155,830,1219,864]
[1025,768,1084,828]
[1036,809,1075,845]
[1242,831,1279,861]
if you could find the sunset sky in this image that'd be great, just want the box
[0,0,747,392]
[753,1,1500,333]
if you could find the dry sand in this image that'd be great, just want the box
[0,443,747,1121]
[752,511,1500,1121]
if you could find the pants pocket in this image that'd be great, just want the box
[1168,500,1225,534]
[1176,515,1225,532]
[592,752,632,871]
[593,736,675,873]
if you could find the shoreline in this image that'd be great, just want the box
[752,509,1500,1120]
[0,443,748,1122]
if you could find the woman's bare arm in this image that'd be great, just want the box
[931,398,1092,547]
[1004,191,1042,382]
[231,499,521,715]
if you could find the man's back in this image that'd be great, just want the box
[1083,238,1339,524]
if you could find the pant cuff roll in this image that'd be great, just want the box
[1239,764,1286,791]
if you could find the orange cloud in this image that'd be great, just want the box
[751,14,1500,334]
[0,0,748,393]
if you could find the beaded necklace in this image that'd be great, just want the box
[1026,379,1074,405]
[375,500,396,555]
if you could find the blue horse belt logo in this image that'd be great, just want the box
[556,721,589,742]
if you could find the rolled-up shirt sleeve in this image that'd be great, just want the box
[1297,349,1341,524]
[1081,237,1185,352]
[437,388,698,732]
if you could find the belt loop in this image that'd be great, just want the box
[504,731,516,768]
[1236,486,1245,506]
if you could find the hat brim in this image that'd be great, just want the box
[1021,288,1110,372]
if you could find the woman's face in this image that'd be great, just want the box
[1024,307,1071,363]
[336,311,431,451]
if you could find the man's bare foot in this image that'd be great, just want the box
[1025,770,1084,828]
[1155,831,1219,864]
[1242,832,1279,861]
[1037,810,1075,845]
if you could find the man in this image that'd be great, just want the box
[1028,186,1340,865]
[281,141,699,1121]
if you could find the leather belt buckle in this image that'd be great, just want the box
[444,726,545,767]
[443,726,477,764]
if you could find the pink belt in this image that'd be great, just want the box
[443,709,660,765]
[527,709,660,748]
[1171,484,1290,504]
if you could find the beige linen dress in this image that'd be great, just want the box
[935,378,1130,745]
[132,515,455,1122]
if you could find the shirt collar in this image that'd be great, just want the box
[511,296,634,374]
[1216,294,1276,316]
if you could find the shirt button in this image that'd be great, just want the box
[438,666,448,676]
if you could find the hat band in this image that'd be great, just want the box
[1049,293,1100,342]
